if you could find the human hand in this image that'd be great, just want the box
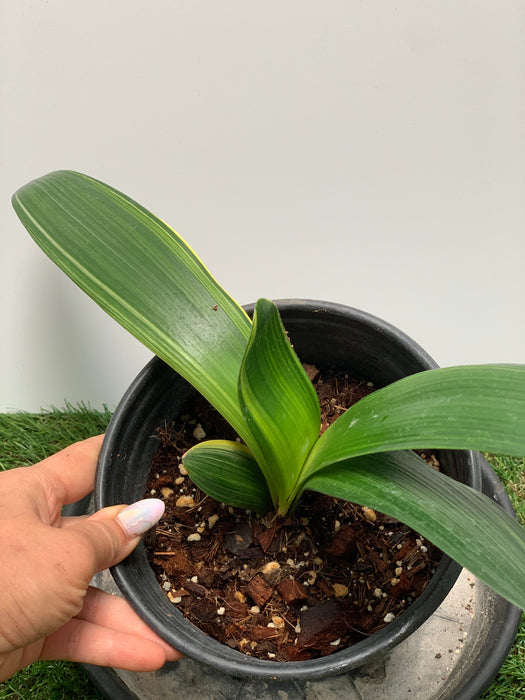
[0,435,181,681]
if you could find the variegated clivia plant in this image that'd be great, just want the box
[12,170,525,611]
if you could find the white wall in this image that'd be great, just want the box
[2,1,524,412]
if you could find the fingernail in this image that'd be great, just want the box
[117,498,165,538]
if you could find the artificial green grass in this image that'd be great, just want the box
[0,404,111,471]
[0,409,523,698]
[0,660,104,700]
[479,454,525,700]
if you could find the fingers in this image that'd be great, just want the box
[40,618,175,671]
[32,434,104,505]
[77,587,181,661]
[59,514,91,528]
[40,587,182,670]
[0,437,181,680]
[65,499,165,576]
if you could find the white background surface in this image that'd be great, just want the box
[1,1,524,412]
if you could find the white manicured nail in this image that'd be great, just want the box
[117,498,165,537]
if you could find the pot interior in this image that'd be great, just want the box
[96,300,479,680]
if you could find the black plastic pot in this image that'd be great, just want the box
[95,299,483,681]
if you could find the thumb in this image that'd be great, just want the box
[70,499,165,574]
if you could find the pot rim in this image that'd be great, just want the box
[96,299,481,680]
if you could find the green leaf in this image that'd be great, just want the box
[305,450,525,609]
[182,440,272,513]
[238,299,321,513]
[305,365,525,475]
[12,170,252,438]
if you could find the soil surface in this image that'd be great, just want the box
[143,367,441,661]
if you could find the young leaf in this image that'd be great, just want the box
[12,170,252,438]
[238,298,321,513]
[182,440,272,513]
[305,365,525,475]
[304,449,525,610]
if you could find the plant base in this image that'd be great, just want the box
[143,370,442,662]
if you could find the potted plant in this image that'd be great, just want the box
[12,170,525,682]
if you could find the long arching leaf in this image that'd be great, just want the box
[305,365,525,476]
[12,170,252,437]
[305,449,525,609]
